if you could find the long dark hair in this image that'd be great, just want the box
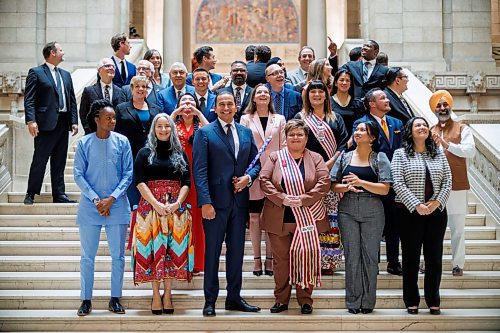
[86,99,114,133]
[301,80,336,122]
[175,92,201,145]
[403,117,438,158]
[354,120,380,152]
[331,68,355,97]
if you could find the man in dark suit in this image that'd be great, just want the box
[157,62,195,115]
[187,46,223,89]
[383,67,414,125]
[340,40,388,99]
[353,88,404,276]
[265,64,302,121]
[24,42,78,205]
[110,33,136,88]
[217,61,252,122]
[246,45,271,88]
[192,68,217,122]
[193,91,261,317]
[80,58,124,134]
[118,60,164,107]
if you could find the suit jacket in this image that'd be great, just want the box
[383,87,414,125]
[193,120,260,209]
[119,82,164,108]
[340,61,388,98]
[186,72,223,88]
[197,92,217,122]
[24,64,78,131]
[157,85,196,115]
[114,100,161,158]
[111,57,136,88]
[268,86,303,121]
[217,85,253,122]
[259,149,331,236]
[246,61,267,88]
[287,67,306,86]
[240,113,286,199]
[353,114,403,161]
[79,81,124,134]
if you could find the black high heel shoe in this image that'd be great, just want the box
[162,293,174,314]
[407,307,419,315]
[151,297,162,315]
[264,257,273,276]
[429,307,441,315]
[253,257,263,276]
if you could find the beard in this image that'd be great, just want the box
[436,112,451,122]
[232,75,245,85]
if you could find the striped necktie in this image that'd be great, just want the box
[362,62,370,83]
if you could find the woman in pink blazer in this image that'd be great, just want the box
[240,83,286,276]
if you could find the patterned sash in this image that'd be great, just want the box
[303,113,337,159]
[277,148,324,288]
[245,117,278,174]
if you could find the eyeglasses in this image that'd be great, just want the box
[100,64,115,69]
[287,133,306,138]
[137,66,151,71]
[267,70,285,77]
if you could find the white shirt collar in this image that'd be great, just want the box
[232,83,246,92]
[218,117,235,129]
[45,62,56,71]
[365,59,376,66]
[371,113,386,125]
[196,91,209,100]
[112,55,125,63]
[300,68,307,76]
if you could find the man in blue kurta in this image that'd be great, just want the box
[73,99,133,316]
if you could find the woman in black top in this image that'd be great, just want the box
[330,69,363,134]
[131,113,192,315]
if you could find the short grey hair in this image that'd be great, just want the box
[97,57,115,70]
[169,62,187,73]
[138,59,154,72]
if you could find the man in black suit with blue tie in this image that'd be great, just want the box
[24,42,79,205]
[193,91,261,317]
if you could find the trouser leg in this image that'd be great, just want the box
[105,224,128,298]
[79,224,102,300]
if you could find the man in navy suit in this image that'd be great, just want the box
[80,58,124,134]
[193,91,261,317]
[246,45,272,88]
[217,61,253,122]
[341,40,388,99]
[24,42,79,205]
[353,88,404,276]
[265,64,302,121]
[383,67,414,125]
[187,46,223,89]
[192,68,217,122]
[118,60,164,107]
[110,33,136,88]
[157,62,195,115]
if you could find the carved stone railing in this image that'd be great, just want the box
[0,124,11,194]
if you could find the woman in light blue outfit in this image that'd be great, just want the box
[144,49,171,89]
[73,99,133,317]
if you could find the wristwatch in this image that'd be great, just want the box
[92,198,100,204]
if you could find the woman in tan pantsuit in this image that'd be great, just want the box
[260,119,331,315]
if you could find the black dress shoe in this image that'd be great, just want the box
[430,308,441,315]
[270,302,288,313]
[24,193,34,205]
[225,298,261,312]
[202,301,216,317]
[53,194,76,203]
[361,308,373,314]
[348,308,361,314]
[77,300,92,316]
[108,297,125,314]
[407,307,419,314]
[387,263,403,276]
[300,303,313,314]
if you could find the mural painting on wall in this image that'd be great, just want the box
[195,0,299,43]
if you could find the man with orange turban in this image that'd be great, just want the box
[430,90,475,277]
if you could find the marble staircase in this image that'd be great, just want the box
[0,147,499,331]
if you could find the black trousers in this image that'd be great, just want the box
[382,189,400,266]
[27,114,69,197]
[397,206,447,308]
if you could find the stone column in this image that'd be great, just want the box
[163,0,183,70]
[307,0,327,56]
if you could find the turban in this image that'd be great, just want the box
[429,90,453,110]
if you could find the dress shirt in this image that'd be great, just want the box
[100,81,113,101]
[112,55,128,79]
[271,89,285,114]
[218,118,239,158]
[439,123,476,159]
[364,59,376,79]
[45,62,67,112]
[196,91,209,103]
[370,113,387,129]
[232,83,247,95]
[300,68,307,78]
[175,87,186,99]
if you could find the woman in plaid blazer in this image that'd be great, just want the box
[391,117,452,315]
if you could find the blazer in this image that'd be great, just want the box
[353,114,403,161]
[118,82,164,107]
[186,72,223,88]
[340,61,388,98]
[157,85,196,115]
[331,150,393,184]
[383,87,415,125]
[391,148,452,213]
[197,92,217,122]
[240,113,286,200]
[246,61,267,88]
[259,149,331,236]
[24,64,78,131]
[114,100,161,158]
[79,81,124,134]
[193,120,260,209]
[217,85,253,122]
[268,85,303,121]
[287,67,306,86]
[111,57,136,88]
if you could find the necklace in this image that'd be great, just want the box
[333,94,351,107]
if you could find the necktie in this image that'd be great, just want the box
[274,93,282,115]
[55,67,64,110]
[199,96,206,114]
[226,123,235,157]
[177,90,182,101]
[104,85,110,101]
[362,62,370,83]
[399,96,414,117]
[121,60,126,82]
[381,118,390,140]
[235,87,242,108]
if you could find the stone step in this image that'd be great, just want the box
[1,309,499,332]
[0,225,494,241]
[1,239,499,256]
[1,271,499,291]
[0,203,79,215]
[1,289,499,310]
[1,254,498,272]
[7,192,80,203]
[45,183,79,192]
